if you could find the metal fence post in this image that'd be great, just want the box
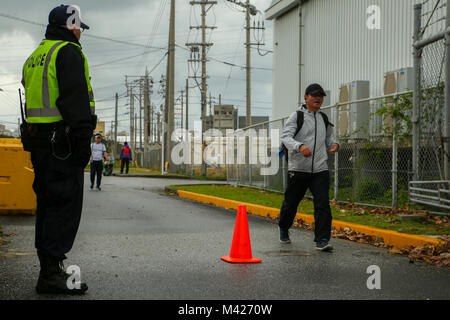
[445,0,450,180]
[334,102,339,200]
[392,99,398,208]
[413,3,422,181]
[282,118,287,191]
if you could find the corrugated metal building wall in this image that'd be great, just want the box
[268,0,445,121]
[272,5,300,121]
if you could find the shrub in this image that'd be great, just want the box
[357,177,384,201]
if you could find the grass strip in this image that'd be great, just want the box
[170,184,450,236]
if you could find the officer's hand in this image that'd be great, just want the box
[72,134,92,168]
[300,145,312,157]
[329,144,339,154]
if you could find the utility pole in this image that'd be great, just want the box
[227,0,263,127]
[164,0,176,173]
[130,90,135,156]
[134,114,137,164]
[114,92,118,160]
[144,70,150,166]
[187,0,217,176]
[125,76,137,157]
[180,89,184,130]
[245,1,251,127]
[185,78,189,135]
[139,78,143,151]
[157,109,161,143]
[149,75,153,144]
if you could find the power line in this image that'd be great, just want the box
[0,12,166,50]
[90,49,163,68]
[175,43,272,71]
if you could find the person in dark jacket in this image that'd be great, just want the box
[21,5,95,294]
[120,141,132,174]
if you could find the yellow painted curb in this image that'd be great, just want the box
[176,190,446,248]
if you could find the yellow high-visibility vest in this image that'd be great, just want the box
[22,39,95,123]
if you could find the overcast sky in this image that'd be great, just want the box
[0,0,273,133]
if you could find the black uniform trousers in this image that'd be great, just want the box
[120,158,130,174]
[90,160,103,187]
[30,147,84,261]
[278,170,332,242]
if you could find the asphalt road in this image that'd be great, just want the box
[0,174,449,300]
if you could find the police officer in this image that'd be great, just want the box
[21,4,96,294]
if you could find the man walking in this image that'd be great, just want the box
[90,133,109,190]
[278,83,339,251]
[120,141,132,174]
[21,4,95,294]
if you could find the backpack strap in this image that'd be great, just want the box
[279,110,304,161]
[294,110,304,137]
[319,111,334,128]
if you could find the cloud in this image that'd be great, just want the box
[0,0,274,131]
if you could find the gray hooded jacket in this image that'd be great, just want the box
[281,105,339,173]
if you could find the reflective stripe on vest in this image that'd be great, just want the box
[23,40,95,123]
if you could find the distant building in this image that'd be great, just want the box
[238,116,269,129]
[206,104,238,134]
[0,124,14,137]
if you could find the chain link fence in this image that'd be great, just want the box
[226,94,419,210]
[123,0,449,213]
[417,0,447,181]
[225,0,450,214]
[410,0,450,211]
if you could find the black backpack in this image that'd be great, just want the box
[279,109,333,162]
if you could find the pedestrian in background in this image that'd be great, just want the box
[21,4,94,294]
[278,83,339,251]
[90,133,109,190]
[120,141,132,174]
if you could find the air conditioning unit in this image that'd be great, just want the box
[382,67,414,133]
[338,81,370,139]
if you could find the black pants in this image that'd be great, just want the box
[120,158,130,173]
[30,147,84,261]
[90,160,103,187]
[279,170,332,242]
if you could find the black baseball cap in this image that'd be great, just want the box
[49,4,90,30]
[305,83,327,96]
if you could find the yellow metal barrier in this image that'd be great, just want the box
[0,138,36,215]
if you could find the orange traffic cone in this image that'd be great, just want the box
[221,205,262,263]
